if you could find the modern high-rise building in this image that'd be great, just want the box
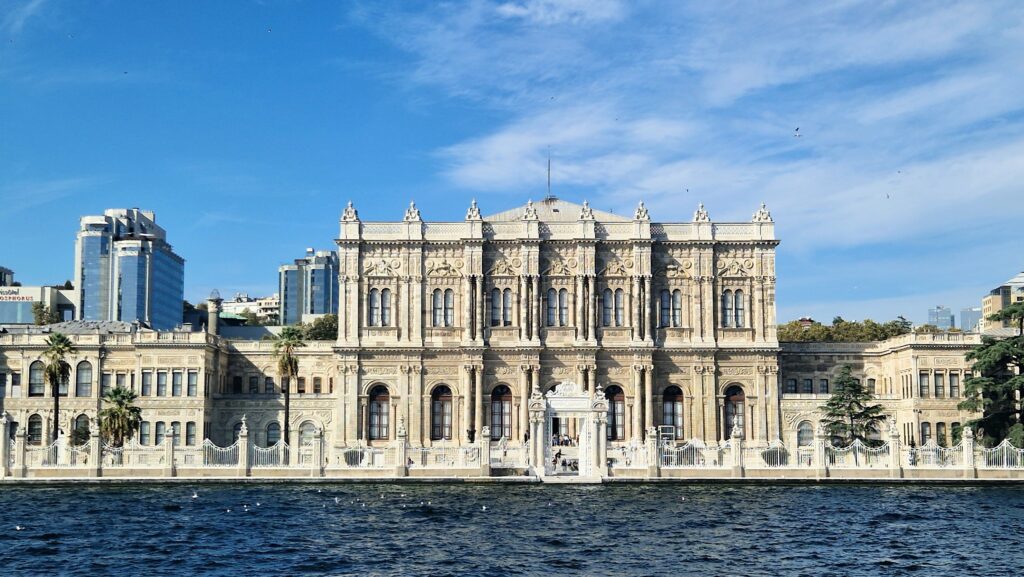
[928,305,954,330]
[0,267,13,287]
[959,307,982,333]
[278,249,339,325]
[74,209,185,330]
[980,271,1024,333]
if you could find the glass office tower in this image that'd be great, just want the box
[278,249,338,325]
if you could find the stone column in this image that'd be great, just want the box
[644,365,655,433]
[888,419,902,479]
[312,427,324,477]
[962,426,976,479]
[630,276,640,339]
[519,276,528,341]
[479,425,492,477]
[597,412,608,477]
[474,366,484,440]
[346,364,359,446]
[463,276,473,344]
[730,423,744,478]
[462,364,473,444]
[643,276,653,343]
[238,416,250,478]
[531,276,541,343]
[14,426,26,478]
[519,366,530,445]
[588,276,598,343]
[476,275,485,344]
[163,433,175,478]
[394,417,408,477]
[0,413,9,479]
[646,427,659,478]
[631,365,642,441]
[88,418,101,478]
[813,422,827,480]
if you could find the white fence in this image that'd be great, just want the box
[905,441,964,468]
[102,439,165,467]
[409,446,480,469]
[252,441,289,468]
[335,446,396,468]
[26,440,90,468]
[826,440,890,468]
[660,440,727,468]
[979,439,1024,469]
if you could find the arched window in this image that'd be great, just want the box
[432,289,443,327]
[546,288,558,327]
[659,290,671,328]
[27,414,43,445]
[662,386,684,439]
[139,421,151,445]
[444,289,454,327]
[491,288,501,327]
[671,290,682,327]
[867,378,877,395]
[186,422,197,446]
[74,414,90,444]
[797,421,814,447]
[936,422,947,447]
[502,288,512,326]
[920,422,932,445]
[558,289,568,326]
[380,288,392,326]
[369,385,390,440]
[724,385,745,439]
[721,290,733,328]
[490,385,513,440]
[266,422,281,446]
[606,386,625,440]
[171,421,181,446]
[430,385,453,440]
[614,289,624,327]
[75,361,92,397]
[369,289,380,326]
[155,421,166,445]
[29,360,44,397]
[602,288,613,327]
[299,421,316,446]
[734,290,744,327]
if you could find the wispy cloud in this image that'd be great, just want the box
[1,0,48,35]
[0,176,102,214]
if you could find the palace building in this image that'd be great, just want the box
[0,198,979,478]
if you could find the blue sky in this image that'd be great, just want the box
[2,0,1022,324]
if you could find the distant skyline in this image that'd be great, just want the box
[2,1,1022,324]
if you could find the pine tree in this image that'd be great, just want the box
[819,365,886,446]
[959,303,1024,447]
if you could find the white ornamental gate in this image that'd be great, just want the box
[527,381,608,480]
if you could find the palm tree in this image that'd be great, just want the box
[43,332,76,443]
[273,326,305,446]
[99,386,142,447]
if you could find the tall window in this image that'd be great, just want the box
[173,372,183,396]
[936,422,947,447]
[380,288,391,326]
[155,421,166,445]
[671,290,682,327]
[266,422,281,446]
[801,379,813,394]
[934,373,945,398]
[432,289,444,327]
[606,386,625,440]
[547,288,558,326]
[297,377,306,394]
[819,379,829,394]
[140,421,151,445]
[614,289,624,327]
[602,288,613,327]
[369,288,381,326]
[659,290,671,328]
[920,422,932,444]
[558,289,568,327]
[73,414,90,444]
[264,377,275,394]
[430,385,453,440]
[368,385,390,440]
[157,372,167,396]
[502,288,512,326]
[248,376,258,394]
[186,422,197,446]
[444,289,454,327]
[867,378,877,395]
[949,373,960,397]
[491,288,502,327]
[27,414,43,445]
[724,385,745,438]
[29,361,44,397]
[734,290,744,327]
[299,421,316,446]
[490,385,513,440]
[918,372,929,398]
[0,372,6,398]
[141,371,152,396]
[75,361,92,397]
[171,421,181,446]
[313,377,322,394]
[784,379,797,394]
[797,421,814,447]
[188,371,198,396]
[721,290,733,328]
[99,373,111,396]
[662,386,684,439]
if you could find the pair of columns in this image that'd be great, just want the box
[631,364,655,439]
[461,364,484,442]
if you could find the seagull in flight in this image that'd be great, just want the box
[793,127,801,138]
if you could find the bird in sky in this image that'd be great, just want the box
[793,127,801,138]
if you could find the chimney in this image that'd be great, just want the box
[207,289,223,336]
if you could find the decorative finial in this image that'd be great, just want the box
[522,199,538,220]
[634,201,650,221]
[239,414,248,435]
[342,201,359,222]
[752,202,773,223]
[403,201,422,222]
[693,203,710,222]
[465,198,481,221]
[579,200,594,220]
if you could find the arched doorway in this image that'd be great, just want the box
[723,385,745,439]
[490,385,513,440]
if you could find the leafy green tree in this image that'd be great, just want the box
[240,308,264,327]
[273,327,306,445]
[778,317,913,342]
[303,314,338,340]
[959,303,1024,446]
[819,365,887,447]
[99,386,143,447]
[71,420,91,446]
[43,332,76,442]
[32,302,61,325]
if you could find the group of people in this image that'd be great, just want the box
[551,449,579,473]
[551,434,577,447]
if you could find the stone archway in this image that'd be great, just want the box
[527,381,608,481]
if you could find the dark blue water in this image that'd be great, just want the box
[1,482,1022,576]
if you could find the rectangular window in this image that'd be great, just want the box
[155,422,166,445]
[918,372,929,398]
[934,373,945,398]
[116,373,126,390]
[142,371,153,396]
[801,379,813,394]
[949,373,960,397]
[101,373,112,396]
[297,377,306,394]
[171,422,181,446]
[232,376,242,394]
[11,373,20,397]
[172,372,182,396]
[264,377,275,394]
[186,422,196,446]
[313,377,322,394]
[0,373,5,398]
[818,379,829,394]
[784,379,797,394]
[140,421,151,445]
[249,376,258,394]
[187,372,198,397]
[157,372,167,396]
